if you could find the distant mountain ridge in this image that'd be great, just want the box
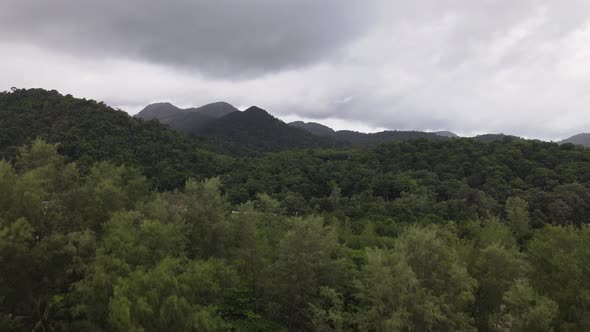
[560,133,590,147]
[137,102,339,153]
[473,133,521,143]
[288,121,335,136]
[287,120,458,145]
[136,101,239,135]
[138,101,566,151]
[136,102,181,119]
[435,131,459,138]
[200,106,337,153]
[187,101,239,118]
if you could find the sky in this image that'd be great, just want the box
[2,0,590,140]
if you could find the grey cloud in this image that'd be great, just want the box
[0,0,383,78]
[258,1,590,139]
[2,0,590,140]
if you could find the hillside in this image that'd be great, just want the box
[201,106,339,153]
[134,102,182,120]
[288,120,457,145]
[333,130,447,146]
[435,130,459,138]
[0,89,226,188]
[560,133,590,147]
[473,133,521,143]
[135,101,239,135]
[141,102,464,149]
[137,102,339,152]
[288,121,336,136]
[188,101,239,118]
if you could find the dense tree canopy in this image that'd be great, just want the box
[1,138,590,331]
[2,89,590,331]
[0,89,228,189]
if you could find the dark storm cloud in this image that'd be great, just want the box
[0,0,383,77]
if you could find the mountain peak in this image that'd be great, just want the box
[243,106,269,114]
[207,101,234,107]
[560,133,590,147]
[146,101,176,107]
[136,102,180,119]
[289,121,335,137]
[434,131,459,138]
[192,101,239,118]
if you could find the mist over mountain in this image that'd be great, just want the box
[560,133,590,147]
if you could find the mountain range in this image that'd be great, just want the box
[2,89,587,164]
[135,101,590,149]
[137,102,337,153]
[135,102,466,150]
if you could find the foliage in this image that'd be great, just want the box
[3,89,590,330]
[0,89,228,189]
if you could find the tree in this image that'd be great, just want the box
[491,279,558,331]
[505,197,531,244]
[471,244,526,330]
[183,178,231,258]
[527,226,590,330]
[266,217,349,330]
[357,226,477,331]
[107,257,236,332]
[80,162,149,232]
[308,287,344,332]
[355,247,416,331]
[0,160,16,218]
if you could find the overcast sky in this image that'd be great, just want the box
[2,0,590,140]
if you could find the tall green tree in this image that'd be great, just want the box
[505,196,531,244]
[527,226,590,330]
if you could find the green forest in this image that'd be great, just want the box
[2,89,590,331]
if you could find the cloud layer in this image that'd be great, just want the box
[2,0,590,139]
[1,0,381,77]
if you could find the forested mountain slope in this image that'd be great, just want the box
[288,120,336,136]
[223,138,590,227]
[473,133,521,142]
[137,103,340,153]
[0,89,227,188]
[333,129,447,145]
[289,121,459,144]
[141,101,523,151]
[435,130,459,137]
[199,106,340,153]
[560,133,590,147]
[135,101,239,135]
